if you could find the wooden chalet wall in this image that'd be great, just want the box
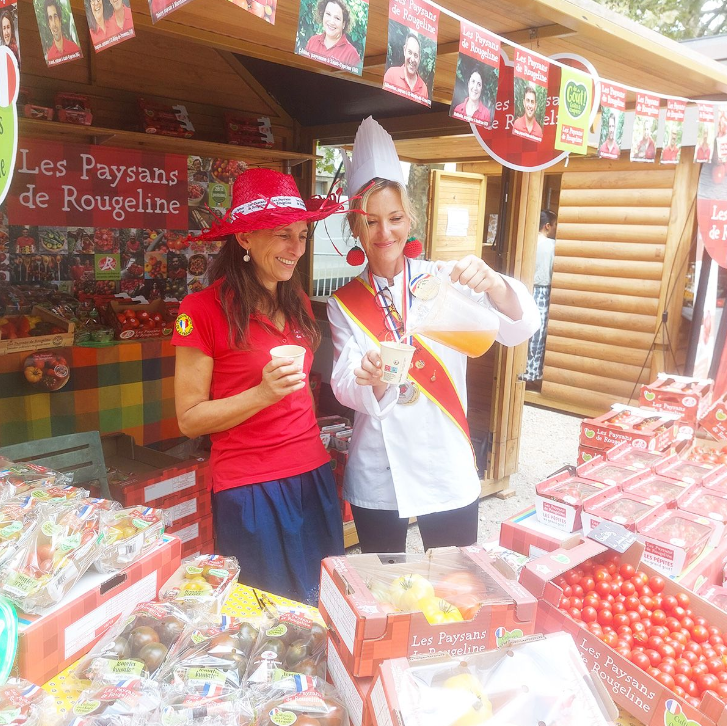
[15,0,296,154]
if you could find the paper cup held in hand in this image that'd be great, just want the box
[379,341,416,385]
[270,344,306,372]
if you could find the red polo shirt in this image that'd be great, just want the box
[383,65,428,100]
[512,115,543,140]
[305,33,360,67]
[172,279,328,493]
[46,37,81,62]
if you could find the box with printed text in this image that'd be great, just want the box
[580,405,681,452]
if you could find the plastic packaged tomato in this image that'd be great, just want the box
[0,461,69,498]
[7,484,89,511]
[74,601,192,682]
[157,616,260,694]
[95,506,166,573]
[245,605,327,686]
[158,555,239,613]
[0,500,105,612]
[0,506,39,570]
[159,687,255,726]
[255,678,349,726]
[67,676,161,725]
[0,679,59,726]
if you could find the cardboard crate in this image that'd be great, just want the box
[106,299,174,340]
[640,374,713,430]
[318,546,537,678]
[367,632,619,726]
[16,536,181,685]
[580,404,681,452]
[98,433,207,507]
[535,469,613,533]
[327,633,374,726]
[581,488,666,536]
[578,445,603,465]
[0,306,74,355]
[521,537,727,726]
[700,395,727,442]
[168,512,214,559]
[676,533,727,591]
[499,506,582,557]
[637,507,719,577]
[162,487,212,530]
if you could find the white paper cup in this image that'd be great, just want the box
[379,341,416,385]
[270,344,306,372]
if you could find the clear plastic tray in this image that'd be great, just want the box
[592,497,654,525]
[547,478,603,505]
[625,477,684,503]
[583,464,637,485]
[681,491,727,522]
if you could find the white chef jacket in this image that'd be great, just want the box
[326,259,540,518]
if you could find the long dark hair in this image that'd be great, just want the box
[208,234,321,351]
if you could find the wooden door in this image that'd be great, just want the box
[426,170,487,261]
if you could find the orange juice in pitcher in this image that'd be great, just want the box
[406,273,500,358]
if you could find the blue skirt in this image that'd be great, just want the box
[212,463,344,605]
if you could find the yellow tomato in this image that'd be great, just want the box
[389,574,434,611]
[417,597,464,624]
[443,674,492,725]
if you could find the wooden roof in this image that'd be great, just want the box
[63,0,727,106]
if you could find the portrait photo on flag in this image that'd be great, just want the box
[382,0,439,108]
[294,0,368,75]
[85,0,135,53]
[34,0,82,67]
[512,48,549,143]
[0,2,20,67]
[695,103,715,164]
[597,83,626,159]
[660,98,686,165]
[449,22,499,129]
[631,92,660,163]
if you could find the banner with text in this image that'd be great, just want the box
[449,22,499,129]
[554,64,592,155]
[597,82,625,160]
[512,49,549,143]
[383,0,439,108]
[660,98,686,165]
[630,93,660,163]
[6,140,188,228]
[698,163,727,269]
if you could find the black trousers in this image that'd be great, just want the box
[350,498,480,553]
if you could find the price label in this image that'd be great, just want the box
[587,521,638,553]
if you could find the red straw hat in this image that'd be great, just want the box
[193,168,348,242]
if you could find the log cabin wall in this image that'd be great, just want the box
[15,0,296,153]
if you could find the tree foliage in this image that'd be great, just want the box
[598,0,727,39]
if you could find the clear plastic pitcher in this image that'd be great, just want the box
[406,273,500,357]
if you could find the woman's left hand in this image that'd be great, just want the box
[448,255,507,296]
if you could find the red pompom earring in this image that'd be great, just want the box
[403,237,423,258]
[346,246,366,266]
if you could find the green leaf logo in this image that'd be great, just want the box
[716,410,727,421]
[564,80,588,119]
[584,428,595,439]
[582,453,593,462]
[644,391,656,401]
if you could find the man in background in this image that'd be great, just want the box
[383,33,428,100]
[524,210,557,389]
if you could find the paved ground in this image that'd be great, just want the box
[347,404,583,553]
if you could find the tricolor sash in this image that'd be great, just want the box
[333,276,471,444]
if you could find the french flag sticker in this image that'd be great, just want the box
[665,699,681,714]
[495,627,505,638]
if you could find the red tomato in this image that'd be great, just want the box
[601,632,618,647]
[658,643,676,660]
[625,596,641,611]
[683,651,699,665]
[631,651,651,670]
[570,597,583,609]
[676,592,691,608]
[647,636,665,650]
[692,625,710,644]
[627,611,641,624]
[587,622,603,635]
[598,610,613,627]
[645,649,662,667]
[572,585,585,598]
[124,309,136,319]
[666,617,682,633]
[560,597,571,609]
[569,608,582,621]
[660,662,676,677]
[682,616,695,631]
[675,672,692,687]
[595,581,611,598]
[152,313,163,323]
[656,672,675,689]
[707,657,725,675]
[649,576,666,594]
[692,662,709,677]
[582,607,598,623]
[580,577,596,593]
[651,610,667,626]
[621,581,636,597]
[613,614,631,628]
[613,601,626,615]
[116,313,126,323]
[138,311,150,321]
[697,673,720,693]
[594,568,610,581]
[620,564,636,579]
[662,595,678,612]
[640,596,655,610]
[717,683,727,699]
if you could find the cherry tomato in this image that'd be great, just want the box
[693,662,709,678]
[647,636,665,650]
[620,564,636,579]
[631,651,651,670]
[138,311,150,321]
[660,662,676,677]
[649,576,666,594]
[658,643,676,660]
[662,595,678,612]
[595,581,611,598]
[582,607,598,623]
[692,625,710,644]
[645,649,662,667]
[625,596,641,611]
[675,671,692,686]
[676,592,691,608]
[717,683,727,699]
[124,309,136,319]
[598,610,614,627]
[656,672,675,689]
[651,610,667,626]
[621,581,636,597]
[697,673,720,693]
[666,617,682,633]
[568,608,582,620]
[683,651,699,666]
[707,657,725,675]
[613,613,631,628]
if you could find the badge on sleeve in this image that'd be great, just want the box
[175,314,194,336]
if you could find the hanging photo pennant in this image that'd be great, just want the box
[512,48,549,143]
[660,98,686,165]
[695,103,715,164]
[34,0,82,66]
[148,0,196,24]
[86,0,134,52]
[226,0,277,24]
[630,92,660,163]
[597,82,626,159]
[0,2,19,67]
[717,103,727,163]
[449,22,499,128]
[554,64,592,155]
[294,0,368,76]
[383,0,439,108]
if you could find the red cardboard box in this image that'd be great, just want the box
[499,507,582,557]
[139,98,194,138]
[640,374,713,430]
[578,445,603,465]
[106,299,174,340]
[162,487,212,530]
[168,512,214,558]
[521,538,727,726]
[327,633,374,726]
[677,533,727,591]
[581,489,665,536]
[17,536,181,685]
[367,632,619,726]
[637,507,719,577]
[605,441,667,470]
[535,469,613,532]
[223,112,275,147]
[55,92,92,125]
[100,433,208,507]
[700,395,727,441]
[699,584,727,609]
[580,404,680,452]
[318,546,537,678]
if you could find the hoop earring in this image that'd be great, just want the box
[243,249,251,263]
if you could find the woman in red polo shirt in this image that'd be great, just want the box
[304,0,361,70]
[172,168,346,604]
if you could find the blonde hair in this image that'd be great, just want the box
[347,178,417,242]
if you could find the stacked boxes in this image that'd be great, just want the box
[318,416,354,523]
[639,373,713,438]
